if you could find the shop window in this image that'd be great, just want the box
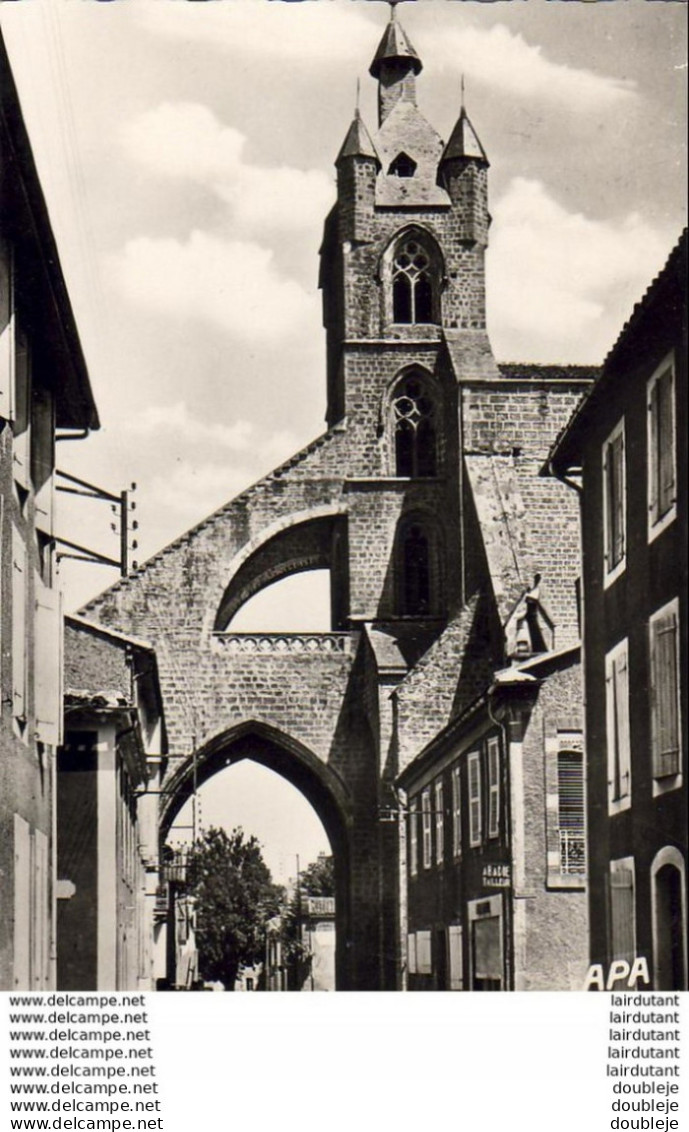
[468,896,503,991]
[391,373,437,478]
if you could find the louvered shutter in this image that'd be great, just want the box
[648,377,660,522]
[610,865,635,966]
[12,527,27,722]
[612,430,625,566]
[13,814,31,988]
[13,326,30,489]
[448,925,463,990]
[657,370,675,518]
[0,237,15,420]
[651,609,680,777]
[468,752,482,846]
[615,648,631,799]
[452,766,462,857]
[35,580,63,747]
[487,737,500,838]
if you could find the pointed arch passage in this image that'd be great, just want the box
[391,371,438,477]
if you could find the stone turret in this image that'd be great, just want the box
[369,6,422,125]
[437,104,490,248]
[335,109,380,244]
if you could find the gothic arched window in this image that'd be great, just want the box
[396,517,441,618]
[392,236,437,325]
[392,373,438,478]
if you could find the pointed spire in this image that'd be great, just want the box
[369,5,422,79]
[335,108,381,168]
[440,106,488,166]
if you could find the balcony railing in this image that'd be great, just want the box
[212,633,352,655]
[559,829,586,875]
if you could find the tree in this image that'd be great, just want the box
[186,826,283,990]
[298,853,335,897]
[280,854,335,988]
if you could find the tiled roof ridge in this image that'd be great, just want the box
[497,362,600,380]
[80,426,342,614]
[604,228,687,368]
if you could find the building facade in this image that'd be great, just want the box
[0,33,99,991]
[75,10,598,990]
[549,231,687,991]
[57,615,166,990]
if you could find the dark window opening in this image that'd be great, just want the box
[389,153,417,178]
[402,523,431,616]
[392,375,437,477]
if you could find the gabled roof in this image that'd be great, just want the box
[369,9,422,79]
[548,230,687,472]
[0,31,99,431]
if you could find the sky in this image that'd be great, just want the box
[1,0,686,881]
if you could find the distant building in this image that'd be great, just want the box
[57,615,166,989]
[0,32,99,990]
[549,231,687,990]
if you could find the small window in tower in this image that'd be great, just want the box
[392,238,437,324]
[389,153,417,178]
[392,375,437,477]
[401,522,432,616]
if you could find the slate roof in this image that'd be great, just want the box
[440,107,488,166]
[464,454,581,650]
[369,10,422,78]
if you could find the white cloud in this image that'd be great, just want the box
[108,230,317,340]
[134,1,375,67]
[127,401,297,463]
[488,178,670,363]
[122,102,334,232]
[431,24,636,110]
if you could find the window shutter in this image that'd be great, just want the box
[468,752,482,846]
[13,326,31,489]
[487,738,500,839]
[610,865,635,966]
[648,377,659,521]
[35,579,63,747]
[12,527,27,722]
[0,237,15,421]
[421,788,432,868]
[407,933,417,976]
[452,766,462,857]
[435,780,444,864]
[615,648,631,800]
[409,801,418,877]
[651,609,680,777]
[416,930,432,975]
[658,370,675,517]
[13,814,31,989]
[612,431,625,564]
[448,925,463,990]
[32,387,56,534]
[606,658,616,804]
